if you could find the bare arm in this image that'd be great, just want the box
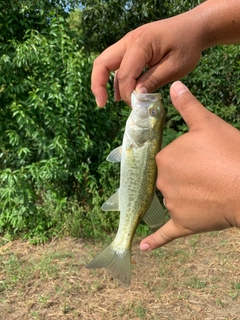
[199,0,240,48]
[91,0,240,107]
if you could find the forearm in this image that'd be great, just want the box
[192,0,240,49]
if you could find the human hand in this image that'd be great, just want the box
[140,81,240,251]
[91,11,206,107]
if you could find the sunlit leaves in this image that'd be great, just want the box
[0,6,125,240]
[1,0,239,242]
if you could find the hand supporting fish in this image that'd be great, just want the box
[86,91,166,286]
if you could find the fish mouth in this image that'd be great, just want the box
[132,90,162,103]
[130,91,161,129]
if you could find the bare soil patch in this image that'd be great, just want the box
[0,228,240,319]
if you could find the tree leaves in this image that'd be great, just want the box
[0,0,239,241]
[0,3,126,240]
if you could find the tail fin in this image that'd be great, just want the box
[86,244,131,287]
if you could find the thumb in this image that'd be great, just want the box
[170,81,211,130]
[140,219,194,250]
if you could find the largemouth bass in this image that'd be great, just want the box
[86,91,166,286]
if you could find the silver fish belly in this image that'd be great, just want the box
[86,91,166,286]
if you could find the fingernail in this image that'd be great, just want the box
[135,86,148,94]
[140,243,151,251]
[172,81,188,96]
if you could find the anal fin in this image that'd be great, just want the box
[101,189,120,211]
[142,193,166,229]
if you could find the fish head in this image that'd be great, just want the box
[127,91,166,145]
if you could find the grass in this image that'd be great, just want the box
[186,276,207,289]
[0,229,240,319]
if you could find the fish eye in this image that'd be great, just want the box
[149,106,158,117]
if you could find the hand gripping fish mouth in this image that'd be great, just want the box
[86,90,166,287]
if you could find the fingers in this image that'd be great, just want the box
[90,59,111,108]
[91,35,149,107]
[135,54,184,93]
[140,219,194,250]
[170,81,212,130]
[116,47,148,105]
[91,41,126,107]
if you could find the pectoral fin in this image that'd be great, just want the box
[142,193,166,229]
[101,189,120,211]
[107,146,122,162]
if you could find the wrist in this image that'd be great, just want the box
[192,0,240,50]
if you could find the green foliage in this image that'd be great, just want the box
[185,46,240,129]
[76,0,204,52]
[0,0,80,44]
[165,0,204,15]
[67,8,83,40]
[0,11,127,241]
[161,45,240,147]
[79,0,170,52]
[0,0,239,243]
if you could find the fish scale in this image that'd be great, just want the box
[86,91,166,286]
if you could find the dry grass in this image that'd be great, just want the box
[0,228,240,319]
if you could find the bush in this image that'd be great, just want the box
[161,45,240,147]
[0,17,128,242]
[0,5,239,243]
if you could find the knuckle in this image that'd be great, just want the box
[126,26,147,43]
[156,174,166,194]
[155,148,167,167]
[160,229,173,243]
[90,79,99,93]
[93,55,102,67]
[116,69,128,82]
[90,83,96,93]
[181,95,197,106]
[155,152,166,191]
[155,150,162,163]
[147,74,160,88]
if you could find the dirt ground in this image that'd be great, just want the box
[0,228,240,320]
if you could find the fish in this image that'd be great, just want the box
[86,91,166,286]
